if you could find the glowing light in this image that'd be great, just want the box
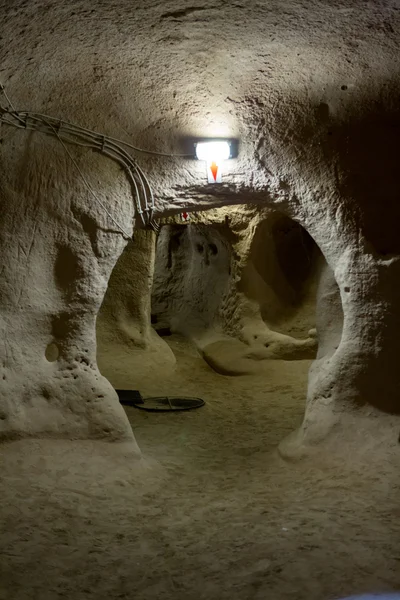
[195,140,231,183]
[195,141,231,162]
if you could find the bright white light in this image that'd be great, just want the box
[195,141,231,162]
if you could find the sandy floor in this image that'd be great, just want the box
[1,336,400,600]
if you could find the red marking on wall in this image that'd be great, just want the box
[210,162,219,182]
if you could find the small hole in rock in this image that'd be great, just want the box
[341,84,348,91]
[344,286,350,292]
[196,243,204,254]
[208,243,218,256]
[264,343,270,348]
[45,342,60,362]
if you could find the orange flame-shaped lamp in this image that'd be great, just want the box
[195,141,231,183]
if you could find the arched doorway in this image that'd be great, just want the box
[96,205,342,447]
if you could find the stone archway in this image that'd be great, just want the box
[152,165,400,458]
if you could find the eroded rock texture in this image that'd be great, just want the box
[97,230,175,389]
[0,0,399,451]
[151,221,233,339]
[0,137,137,445]
[151,208,319,375]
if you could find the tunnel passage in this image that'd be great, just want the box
[238,212,322,340]
[96,206,343,387]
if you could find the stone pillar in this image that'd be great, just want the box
[280,230,400,456]
[96,230,176,388]
[0,134,138,449]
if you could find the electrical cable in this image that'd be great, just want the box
[0,84,26,127]
[3,110,162,230]
[41,116,133,240]
[0,86,176,234]
[17,109,193,158]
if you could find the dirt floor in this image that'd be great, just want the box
[1,336,400,600]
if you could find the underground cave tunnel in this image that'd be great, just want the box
[2,1,400,598]
[96,208,330,394]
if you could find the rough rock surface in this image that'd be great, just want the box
[0,138,137,445]
[152,221,233,339]
[97,230,176,389]
[152,208,318,375]
[315,263,344,360]
[0,0,399,450]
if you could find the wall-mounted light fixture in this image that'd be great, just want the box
[195,140,232,183]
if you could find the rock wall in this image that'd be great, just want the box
[0,135,138,446]
[151,208,319,375]
[315,263,344,360]
[152,221,233,339]
[97,230,176,389]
